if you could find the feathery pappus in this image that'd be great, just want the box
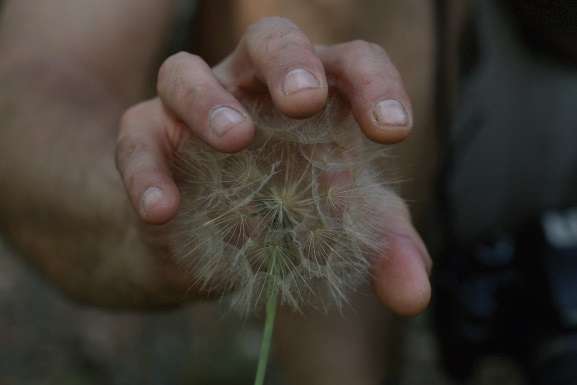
[170,93,400,311]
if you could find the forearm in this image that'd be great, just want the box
[0,59,173,307]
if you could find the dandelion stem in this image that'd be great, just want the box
[253,286,279,385]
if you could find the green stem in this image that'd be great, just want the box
[253,287,279,385]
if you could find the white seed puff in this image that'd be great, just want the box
[170,93,400,311]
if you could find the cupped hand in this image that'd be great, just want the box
[116,17,430,315]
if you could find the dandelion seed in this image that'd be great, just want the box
[171,93,393,309]
[170,93,397,385]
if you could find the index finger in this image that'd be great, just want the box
[372,196,432,316]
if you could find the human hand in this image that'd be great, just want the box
[116,17,431,315]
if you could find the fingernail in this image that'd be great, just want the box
[283,68,320,95]
[373,99,409,127]
[141,186,163,218]
[209,106,246,137]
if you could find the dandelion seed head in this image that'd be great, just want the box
[171,93,397,311]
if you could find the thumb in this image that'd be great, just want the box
[372,200,432,316]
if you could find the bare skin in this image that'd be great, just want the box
[0,1,431,314]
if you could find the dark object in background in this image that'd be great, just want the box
[433,207,577,385]
[433,1,577,383]
[506,0,577,63]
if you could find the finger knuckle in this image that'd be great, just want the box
[179,82,210,107]
[118,109,132,132]
[117,106,147,164]
[158,52,204,93]
[346,40,383,56]
[115,133,135,172]
[118,106,139,134]
[183,53,204,67]
[334,40,395,83]
[247,18,309,59]
[278,28,310,48]
[159,52,186,77]
[119,100,152,130]
[117,137,148,178]
[351,40,387,61]
[247,16,297,35]
[273,36,311,67]
[126,168,144,197]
